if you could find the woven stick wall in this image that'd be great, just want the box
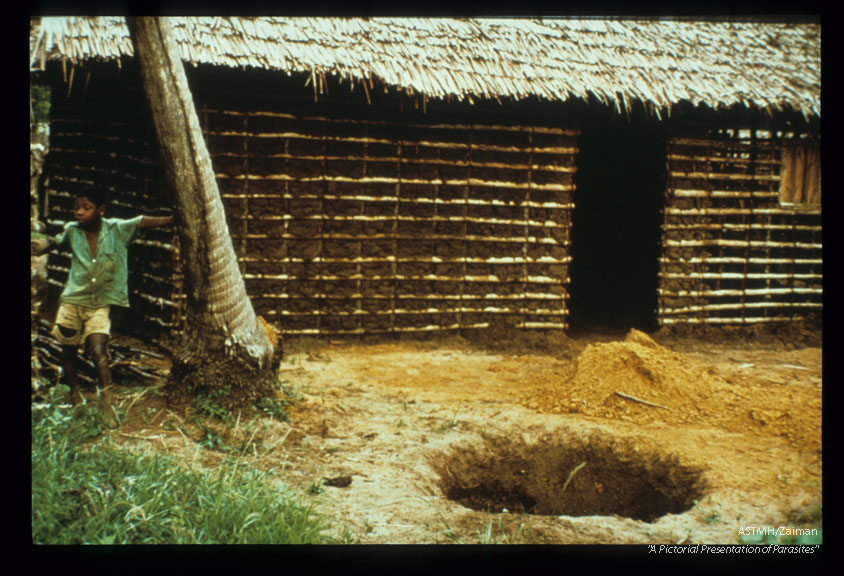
[658,128,822,325]
[38,65,576,340]
[37,64,820,338]
[203,102,576,335]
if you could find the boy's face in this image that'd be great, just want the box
[74,197,104,229]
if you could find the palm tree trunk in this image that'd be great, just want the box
[127,17,276,408]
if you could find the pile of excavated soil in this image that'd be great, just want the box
[522,329,822,453]
[526,329,727,426]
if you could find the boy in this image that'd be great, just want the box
[31,187,174,424]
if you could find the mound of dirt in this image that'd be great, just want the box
[527,329,729,425]
[522,329,821,453]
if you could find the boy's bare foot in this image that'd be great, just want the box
[99,406,120,429]
[100,386,114,408]
[98,387,119,428]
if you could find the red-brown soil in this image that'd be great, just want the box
[100,325,822,544]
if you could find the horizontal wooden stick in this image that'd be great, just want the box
[670,170,780,182]
[137,271,178,285]
[216,172,576,192]
[669,137,781,149]
[223,193,575,211]
[212,150,577,174]
[671,189,779,198]
[663,239,822,250]
[522,322,568,329]
[143,316,177,328]
[37,353,96,384]
[253,292,568,301]
[660,316,812,325]
[132,238,175,250]
[239,255,571,265]
[45,264,69,277]
[135,293,178,308]
[659,256,823,266]
[614,391,670,410]
[665,207,821,217]
[274,322,568,336]
[660,272,823,280]
[659,302,823,314]
[658,287,823,297]
[663,223,821,233]
[119,364,160,379]
[111,344,167,360]
[244,272,563,283]
[117,432,167,441]
[233,212,569,229]
[667,154,781,166]
[261,307,567,318]
[231,232,563,245]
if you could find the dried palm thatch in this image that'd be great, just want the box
[30,16,820,118]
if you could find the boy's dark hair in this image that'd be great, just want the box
[76,186,107,208]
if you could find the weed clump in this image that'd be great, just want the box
[31,387,331,544]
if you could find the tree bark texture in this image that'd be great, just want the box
[127,17,276,407]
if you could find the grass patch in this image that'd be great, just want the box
[194,388,235,425]
[255,396,290,423]
[477,514,528,544]
[433,410,460,434]
[32,388,333,544]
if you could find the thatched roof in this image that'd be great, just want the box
[30,16,821,119]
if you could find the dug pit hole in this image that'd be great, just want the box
[433,434,706,523]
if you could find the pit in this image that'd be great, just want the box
[433,433,706,522]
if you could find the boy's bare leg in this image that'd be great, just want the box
[87,333,113,401]
[60,344,83,405]
[87,334,117,426]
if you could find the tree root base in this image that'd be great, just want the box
[165,350,277,411]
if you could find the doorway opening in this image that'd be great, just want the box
[568,112,666,333]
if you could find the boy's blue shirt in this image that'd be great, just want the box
[54,215,144,308]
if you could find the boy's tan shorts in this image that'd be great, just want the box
[50,303,111,347]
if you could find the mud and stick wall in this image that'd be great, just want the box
[204,103,577,335]
[659,128,822,325]
[38,65,821,342]
[38,65,576,339]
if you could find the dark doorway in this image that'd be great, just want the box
[568,112,666,332]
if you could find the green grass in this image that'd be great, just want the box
[433,410,460,434]
[477,514,528,544]
[32,388,333,544]
[194,388,235,425]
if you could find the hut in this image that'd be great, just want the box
[29,16,821,340]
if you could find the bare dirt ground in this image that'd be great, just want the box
[100,325,821,544]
